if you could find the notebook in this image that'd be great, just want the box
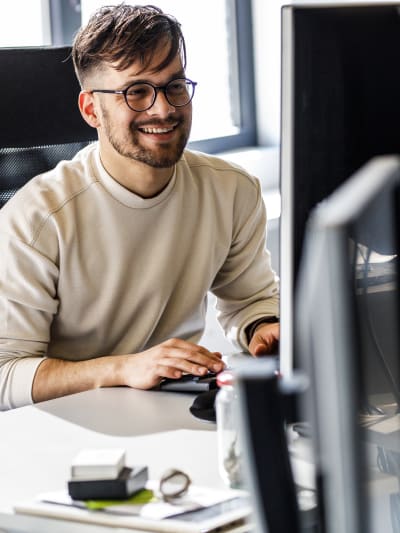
[14,483,253,533]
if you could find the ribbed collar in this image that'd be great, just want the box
[92,145,178,209]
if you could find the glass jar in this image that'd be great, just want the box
[215,370,242,488]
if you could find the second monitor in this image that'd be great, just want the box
[280,2,400,377]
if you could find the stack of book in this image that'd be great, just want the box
[68,448,148,500]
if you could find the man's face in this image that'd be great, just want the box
[93,50,192,169]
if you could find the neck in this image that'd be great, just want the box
[99,145,174,198]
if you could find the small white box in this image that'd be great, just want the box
[70,448,126,481]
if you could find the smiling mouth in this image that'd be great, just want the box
[138,124,178,134]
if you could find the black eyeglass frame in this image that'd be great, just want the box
[89,77,197,112]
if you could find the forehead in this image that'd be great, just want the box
[97,51,185,87]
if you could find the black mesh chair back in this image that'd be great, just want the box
[0,46,97,207]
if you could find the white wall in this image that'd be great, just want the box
[251,0,400,147]
[252,0,284,147]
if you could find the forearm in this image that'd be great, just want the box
[18,339,225,407]
[213,182,280,349]
[31,354,125,404]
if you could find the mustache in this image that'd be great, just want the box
[131,118,181,131]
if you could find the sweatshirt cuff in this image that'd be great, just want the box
[3,356,44,410]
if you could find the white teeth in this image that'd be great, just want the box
[140,126,174,134]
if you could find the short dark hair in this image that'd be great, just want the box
[72,3,186,87]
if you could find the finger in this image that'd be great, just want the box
[165,339,223,364]
[249,333,268,355]
[157,365,184,380]
[250,333,279,356]
[253,342,270,356]
[160,342,225,372]
[157,355,222,376]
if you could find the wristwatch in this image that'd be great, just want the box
[246,316,280,343]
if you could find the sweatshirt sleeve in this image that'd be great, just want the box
[0,232,59,410]
[211,178,279,351]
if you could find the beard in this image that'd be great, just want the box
[100,105,191,168]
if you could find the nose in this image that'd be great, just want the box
[146,88,175,116]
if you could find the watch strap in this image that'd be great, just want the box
[246,316,280,343]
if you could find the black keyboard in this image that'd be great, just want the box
[159,372,218,392]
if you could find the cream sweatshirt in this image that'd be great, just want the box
[0,143,279,409]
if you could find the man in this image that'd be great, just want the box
[0,4,279,410]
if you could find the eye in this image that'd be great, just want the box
[167,80,188,95]
[126,84,153,100]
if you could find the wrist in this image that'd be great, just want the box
[95,354,127,388]
[246,316,280,343]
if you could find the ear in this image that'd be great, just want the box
[78,90,100,129]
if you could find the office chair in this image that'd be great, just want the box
[0,46,96,207]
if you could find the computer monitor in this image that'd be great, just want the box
[280,2,400,378]
[235,359,302,533]
[296,155,400,533]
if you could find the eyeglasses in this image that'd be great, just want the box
[89,78,197,112]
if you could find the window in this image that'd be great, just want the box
[0,0,256,152]
[80,0,256,151]
[0,1,50,47]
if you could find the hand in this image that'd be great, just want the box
[248,322,280,356]
[119,338,225,390]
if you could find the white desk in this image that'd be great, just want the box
[0,387,223,533]
[0,378,317,533]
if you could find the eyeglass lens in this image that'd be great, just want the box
[125,79,194,111]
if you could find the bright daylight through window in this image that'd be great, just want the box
[81,0,240,143]
[0,0,243,146]
[0,0,49,47]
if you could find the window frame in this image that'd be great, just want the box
[48,0,257,153]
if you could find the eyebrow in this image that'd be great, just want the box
[123,70,186,87]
